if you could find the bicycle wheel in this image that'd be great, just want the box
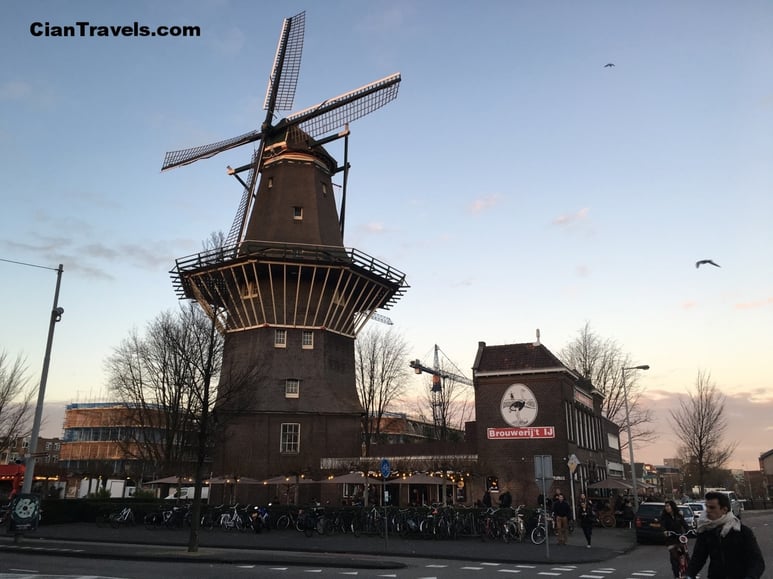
[273,514,289,530]
[95,512,110,528]
[502,521,516,544]
[531,525,547,545]
[599,513,615,528]
[109,512,121,529]
[200,513,215,531]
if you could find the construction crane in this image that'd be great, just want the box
[409,344,473,440]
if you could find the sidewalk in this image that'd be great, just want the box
[1,522,637,568]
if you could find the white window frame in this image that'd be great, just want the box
[274,329,287,348]
[293,206,303,221]
[285,378,300,398]
[280,423,300,454]
[301,330,314,349]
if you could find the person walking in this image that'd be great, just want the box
[662,500,689,578]
[686,491,765,579]
[576,493,595,548]
[552,492,571,545]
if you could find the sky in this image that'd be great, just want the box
[1,1,771,471]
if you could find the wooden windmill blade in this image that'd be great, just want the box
[263,11,305,116]
[161,129,263,172]
[286,73,401,139]
[160,12,305,173]
[224,148,261,248]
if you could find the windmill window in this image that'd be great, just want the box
[321,182,328,197]
[274,329,287,348]
[285,378,300,398]
[302,330,314,349]
[267,177,273,189]
[280,423,300,454]
[293,206,303,221]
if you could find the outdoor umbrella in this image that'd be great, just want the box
[145,476,194,485]
[323,473,381,485]
[587,478,633,490]
[207,476,263,485]
[394,473,447,485]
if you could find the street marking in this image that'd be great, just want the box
[461,567,484,571]
[481,562,501,566]
[304,571,323,574]
[590,571,615,574]
[579,575,606,578]
[538,573,562,576]
[237,565,255,569]
[516,565,536,568]
[498,570,522,574]
[425,564,448,568]
[339,573,359,576]
[270,568,288,571]
[553,568,576,571]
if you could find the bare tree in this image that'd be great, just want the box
[106,304,223,474]
[669,370,737,494]
[417,368,474,441]
[0,351,35,452]
[559,322,656,451]
[355,326,410,456]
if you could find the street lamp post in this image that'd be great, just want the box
[622,364,649,510]
[21,264,64,494]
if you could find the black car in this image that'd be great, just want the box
[634,502,695,544]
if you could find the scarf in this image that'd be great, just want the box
[696,511,740,538]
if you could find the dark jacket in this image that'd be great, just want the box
[686,523,765,579]
[577,501,595,527]
[499,491,512,508]
[552,498,571,519]
[662,512,688,546]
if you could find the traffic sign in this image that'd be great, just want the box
[380,458,391,479]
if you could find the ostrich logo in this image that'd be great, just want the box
[500,384,538,427]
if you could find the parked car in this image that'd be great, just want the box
[685,501,705,526]
[635,502,696,543]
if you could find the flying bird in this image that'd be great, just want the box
[695,259,720,269]
[604,63,615,67]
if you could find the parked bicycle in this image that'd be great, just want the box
[96,506,135,529]
[530,507,553,544]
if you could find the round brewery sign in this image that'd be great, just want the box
[500,383,538,427]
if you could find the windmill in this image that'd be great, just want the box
[163,12,407,485]
[162,11,401,243]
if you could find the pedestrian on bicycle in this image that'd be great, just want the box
[552,492,571,545]
[663,500,689,578]
[685,491,765,579]
[577,493,595,548]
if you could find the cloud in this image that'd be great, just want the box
[637,389,773,469]
[0,80,32,101]
[681,301,698,310]
[734,297,773,310]
[468,194,502,214]
[0,236,181,280]
[575,265,590,278]
[362,222,386,234]
[552,207,589,226]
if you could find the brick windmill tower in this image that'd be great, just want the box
[163,12,406,480]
